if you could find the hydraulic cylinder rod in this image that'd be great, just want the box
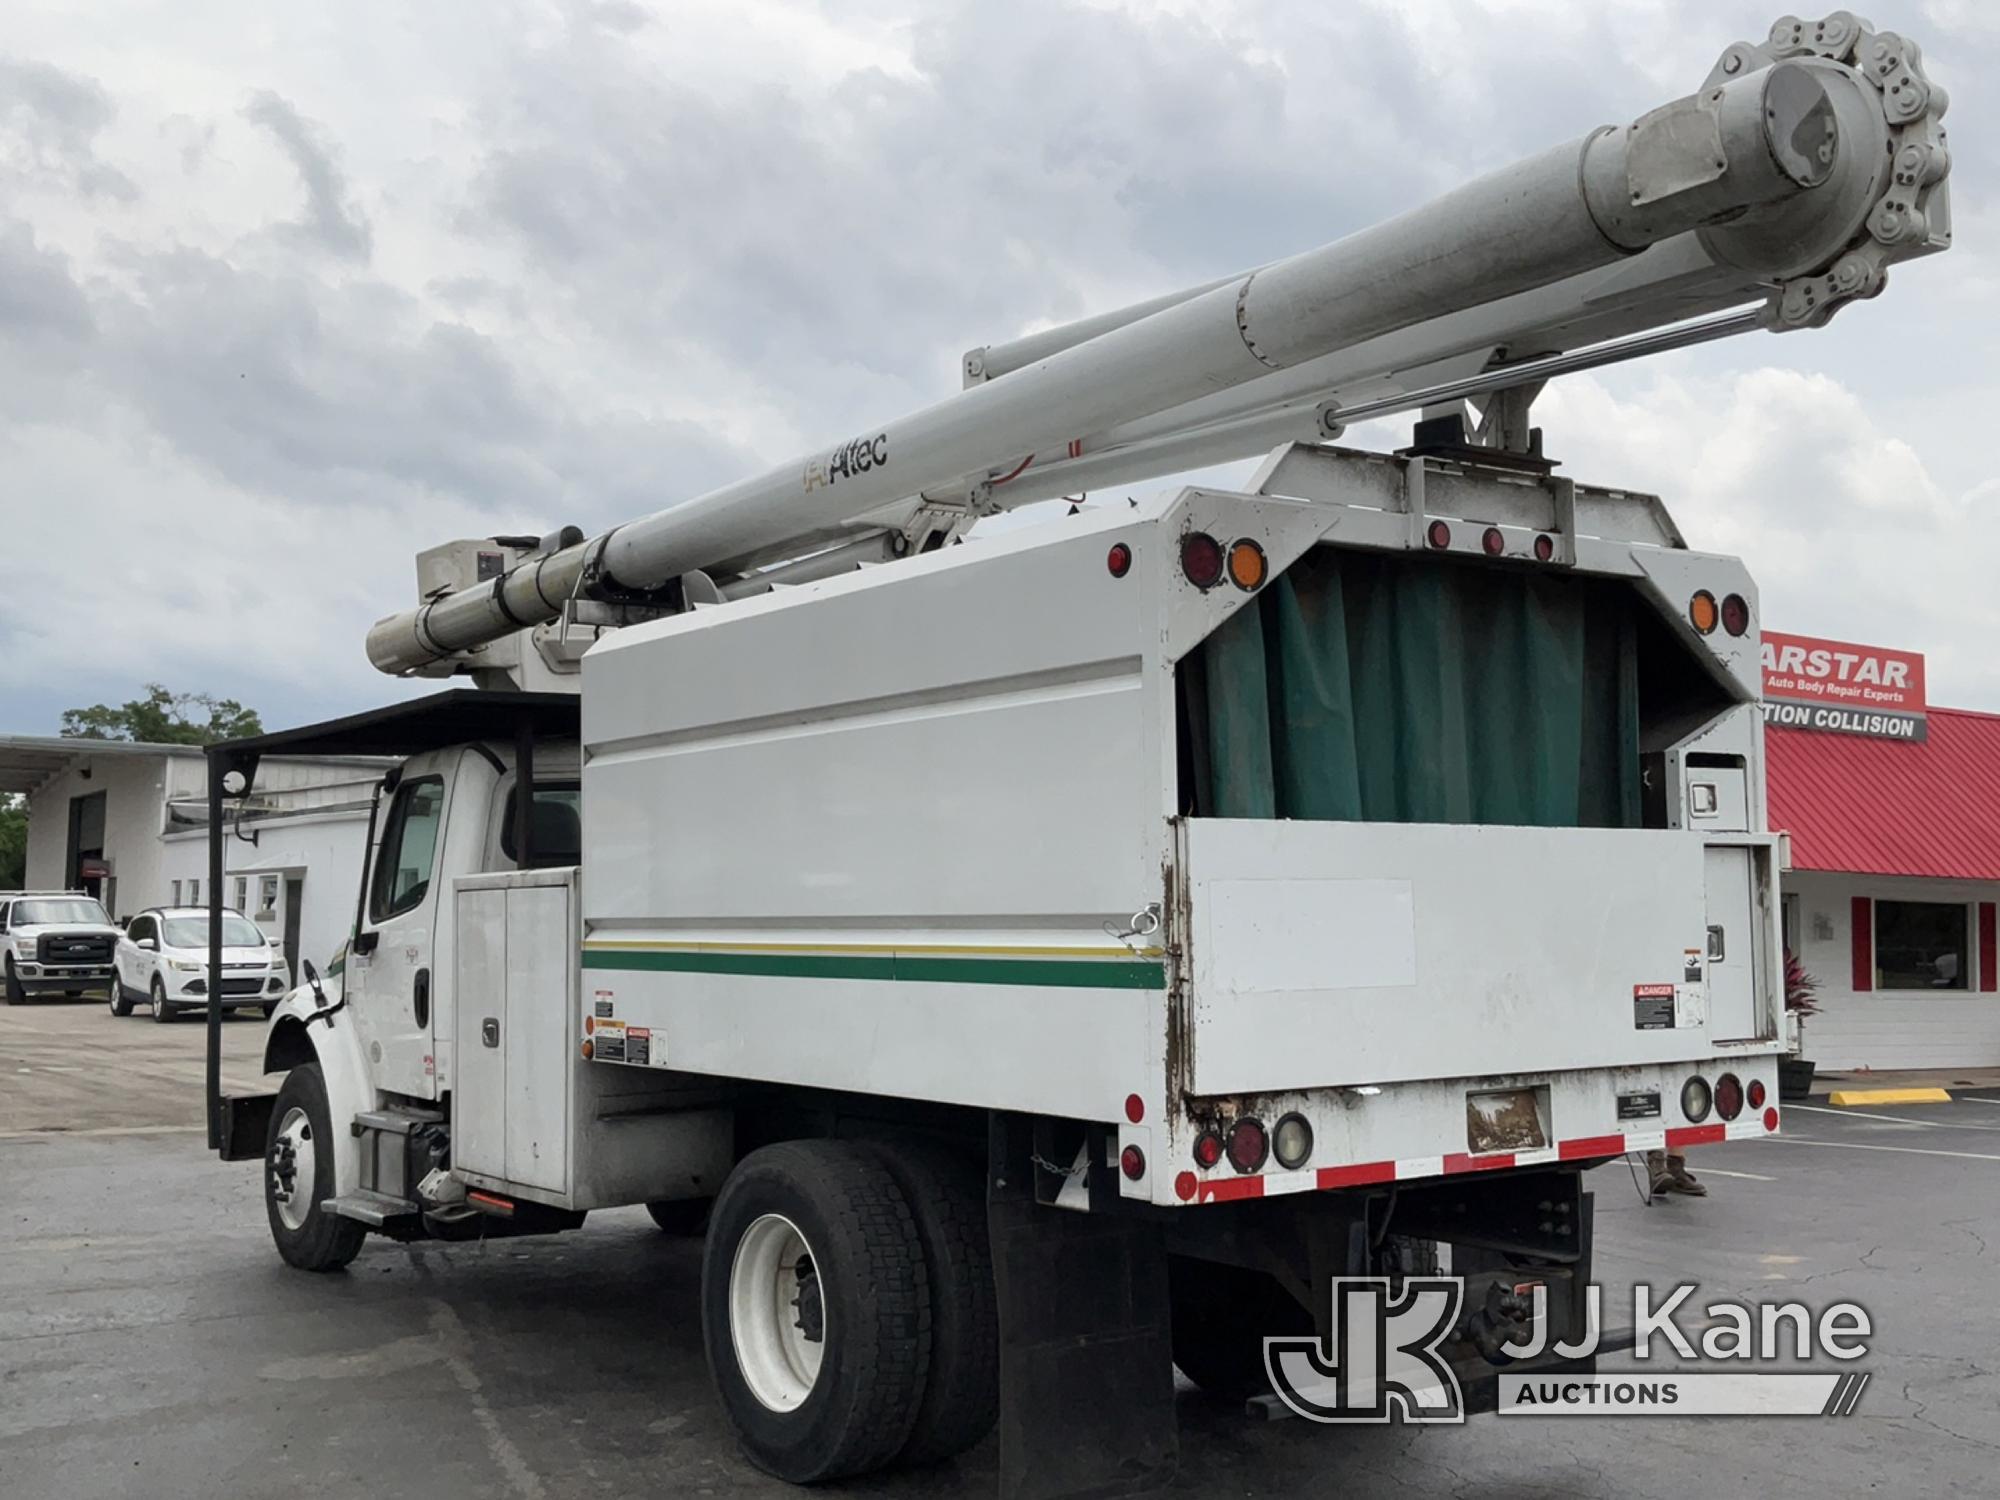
[369,17,1949,677]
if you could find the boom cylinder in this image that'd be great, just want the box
[366,48,1866,677]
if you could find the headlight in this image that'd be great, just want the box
[13,939,33,957]
[169,958,204,972]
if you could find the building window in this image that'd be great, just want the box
[187,879,200,906]
[170,880,182,905]
[259,876,280,919]
[233,877,248,914]
[1875,900,1969,990]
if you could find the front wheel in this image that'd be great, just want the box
[150,977,173,1023]
[265,1061,365,1271]
[702,1141,930,1483]
[110,980,134,1017]
[3,956,23,1005]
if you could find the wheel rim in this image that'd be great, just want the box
[269,1105,316,1231]
[728,1213,826,1412]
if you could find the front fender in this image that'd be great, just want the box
[261,976,375,1200]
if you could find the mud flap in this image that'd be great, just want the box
[988,1114,1176,1500]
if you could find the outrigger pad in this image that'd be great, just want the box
[216,1091,277,1162]
[989,1117,1176,1500]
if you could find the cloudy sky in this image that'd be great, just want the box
[2,0,1992,735]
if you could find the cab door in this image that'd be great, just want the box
[350,765,455,1098]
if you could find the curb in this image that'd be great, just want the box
[1825,1087,1953,1107]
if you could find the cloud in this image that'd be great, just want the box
[242,90,373,261]
[0,55,138,201]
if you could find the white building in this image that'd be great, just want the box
[1,738,389,981]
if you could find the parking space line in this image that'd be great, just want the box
[1694,1166,1777,1181]
[1957,1096,2000,1107]
[1760,1135,2000,1163]
[1788,1103,2000,1132]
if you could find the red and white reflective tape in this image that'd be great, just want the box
[1177,1113,1776,1204]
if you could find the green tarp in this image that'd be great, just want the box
[1188,548,1642,828]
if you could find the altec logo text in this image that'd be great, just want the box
[1265,1279,1873,1422]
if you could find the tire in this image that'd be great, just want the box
[110,981,134,1018]
[150,977,173,1023]
[265,1061,366,1272]
[858,1140,997,1465]
[3,956,22,1005]
[702,1141,930,1483]
[261,1002,278,1019]
[1169,1255,1314,1401]
[646,1198,711,1235]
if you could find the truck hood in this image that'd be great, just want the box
[13,922,121,940]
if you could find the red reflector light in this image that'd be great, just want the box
[1181,532,1224,588]
[1763,1106,1780,1132]
[1721,592,1750,636]
[1193,1131,1224,1169]
[1481,526,1505,556]
[1533,533,1555,562]
[1124,1093,1145,1124]
[1426,519,1452,550]
[1120,1145,1146,1181]
[467,1190,516,1217]
[1225,1117,1268,1174]
[1107,542,1132,578]
[1174,1170,1197,1201]
[1746,1078,1767,1110]
[1715,1073,1744,1122]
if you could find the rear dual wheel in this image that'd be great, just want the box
[701,1139,997,1483]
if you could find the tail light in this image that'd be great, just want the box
[1227,539,1268,591]
[1721,593,1751,636]
[1533,533,1556,562]
[1225,1117,1269,1173]
[1715,1073,1745,1121]
[1481,526,1505,557]
[1273,1113,1314,1170]
[1192,1131,1224,1169]
[1746,1078,1767,1110]
[1426,520,1452,550]
[1106,542,1132,578]
[1689,591,1719,634]
[1120,1145,1146,1181]
[1181,532,1224,589]
[1681,1075,1713,1123]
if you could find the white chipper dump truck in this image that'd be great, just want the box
[197,14,1949,1494]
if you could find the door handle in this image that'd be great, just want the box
[413,967,430,1029]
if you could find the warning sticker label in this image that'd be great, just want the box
[627,1026,651,1067]
[1633,982,1676,1030]
[595,1022,626,1063]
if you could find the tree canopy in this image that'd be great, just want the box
[61,684,264,746]
[0,796,24,889]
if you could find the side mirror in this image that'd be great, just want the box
[136,937,158,952]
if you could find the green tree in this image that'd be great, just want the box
[0,795,25,889]
[61,684,264,745]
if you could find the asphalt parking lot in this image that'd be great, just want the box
[4,998,1998,1499]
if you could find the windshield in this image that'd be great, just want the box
[162,915,267,949]
[12,898,112,927]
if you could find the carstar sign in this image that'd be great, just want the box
[1759,631,1928,742]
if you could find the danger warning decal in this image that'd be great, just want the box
[1633,983,1676,1031]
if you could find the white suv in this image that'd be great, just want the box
[114,907,292,1022]
[1,892,122,1003]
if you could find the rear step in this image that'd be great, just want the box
[328,1188,423,1229]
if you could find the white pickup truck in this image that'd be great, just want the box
[1,891,122,1003]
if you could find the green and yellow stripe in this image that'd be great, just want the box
[581,938,1166,990]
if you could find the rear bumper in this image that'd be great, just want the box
[1130,1058,1782,1208]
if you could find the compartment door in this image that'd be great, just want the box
[452,885,507,1180]
[1703,846,1760,1042]
[503,883,572,1194]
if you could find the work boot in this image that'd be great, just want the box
[1664,1161,1707,1197]
[1645,1150,1674,1197]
